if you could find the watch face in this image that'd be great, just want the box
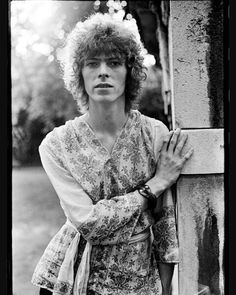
[138,188,147,198]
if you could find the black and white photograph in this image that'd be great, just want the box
[11,1,226,295]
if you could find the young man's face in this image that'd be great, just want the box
[81,54,127,105]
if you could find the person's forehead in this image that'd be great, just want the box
[86,52,125,60]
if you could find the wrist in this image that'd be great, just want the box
[146,177,169,198]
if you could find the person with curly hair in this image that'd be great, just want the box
[31,13,193,295]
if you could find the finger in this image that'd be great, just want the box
[162,131,174,151]
[168,128,181,153]
[174,133,188,155]
[182,148,194,163]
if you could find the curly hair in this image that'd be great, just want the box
[59,13,147,113]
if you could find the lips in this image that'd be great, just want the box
[95,83,113,88]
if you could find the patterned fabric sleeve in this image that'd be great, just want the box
[149,119,179,263]
[152,189,179,263]
[39,142,144,245]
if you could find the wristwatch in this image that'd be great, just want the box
[137,184,157,211]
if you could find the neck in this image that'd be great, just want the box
[86,98,128,134]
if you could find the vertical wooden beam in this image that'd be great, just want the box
[169,0,212,128]
[169,1,224,294]
[177,175,224,295]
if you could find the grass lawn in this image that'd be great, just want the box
[12,166,66,295]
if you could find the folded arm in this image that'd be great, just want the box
[39,143,149,245]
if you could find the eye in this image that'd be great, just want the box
[86,61,99,67]
[108,60,122,67]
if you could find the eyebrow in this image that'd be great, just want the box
[86,57,125,61]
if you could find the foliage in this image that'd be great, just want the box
[11,1,95,163]
[139,87,169,127]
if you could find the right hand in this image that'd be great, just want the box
[154,128,193,189]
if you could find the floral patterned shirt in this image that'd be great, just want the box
[31,110,179,295]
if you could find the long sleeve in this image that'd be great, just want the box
[152,189,179,263]
[39,142,144,245]
[149,119,179,263]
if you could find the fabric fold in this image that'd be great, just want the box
[53,222,81,295]
[55,219,92,295]
[73,242,92,295]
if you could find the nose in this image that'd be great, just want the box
[98,62,109,79]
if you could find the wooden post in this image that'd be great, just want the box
[169,1,225,294]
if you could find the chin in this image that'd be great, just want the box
[92,94,120,102]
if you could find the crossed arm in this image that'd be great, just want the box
[39,127,192,294]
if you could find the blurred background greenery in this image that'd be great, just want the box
[11,0,170,166]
